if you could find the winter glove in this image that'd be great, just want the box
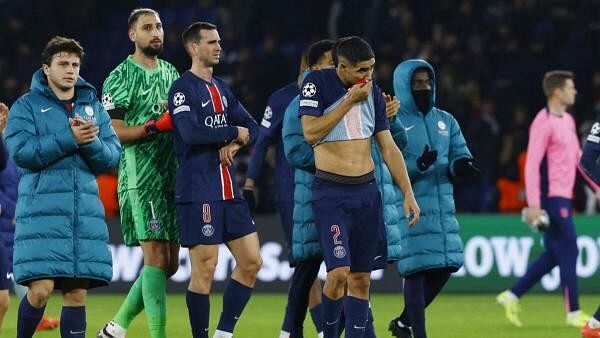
[453,157,481,179]
[417,145,437,171]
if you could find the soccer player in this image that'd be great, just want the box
[497,70,597,328]
[97,8,180,338]
[244,40,335,338]
[6,35,121,338]
[169,22,261,338]
[387,60,479,338]
[298,36,419,338]
[579,115,600,338]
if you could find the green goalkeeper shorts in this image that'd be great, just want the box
[118,189,179,246]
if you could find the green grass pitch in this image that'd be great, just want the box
[1,293,598,337]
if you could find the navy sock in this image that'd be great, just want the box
[17,296,45,338]
[322,294,343,338]
[337,310,345,337]
[60,306,86,338]
[309,303,323,334]
[594,306,600,321]
[363,306,375,338]
[282,302,294,333]
[344,296,368,338]
[186,290,210,338]
[216,279,252,333]
[404,274,426,338]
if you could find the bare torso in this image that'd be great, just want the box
[314,138,374,176]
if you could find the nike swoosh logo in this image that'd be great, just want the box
[326,320,339,325]
[234,316,240,320]
[141,88,152,95]
[353,325,366,330]
[202,100,211,108]
[69,330,85,334]
[373,255,382,261]
[41,107,52,112]
[405,125,415,131]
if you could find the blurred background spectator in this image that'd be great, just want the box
[2,0,600,215]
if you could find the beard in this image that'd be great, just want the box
[140,43,163,57]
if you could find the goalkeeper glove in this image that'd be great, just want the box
[144,111,173,136]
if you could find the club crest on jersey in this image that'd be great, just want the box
[148,219,161,231]
[84,105,94,117]
[173,92,186,106]
[222,95,228,108]
[333,245,346,259]
[102,93,114,110]
[302,83,317,97]
[202,224,215,237]
[438,120,448,136]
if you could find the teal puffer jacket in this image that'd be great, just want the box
[393,59,471,277]
[6,69,121,286]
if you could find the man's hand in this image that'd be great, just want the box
[383,93,400,120]
[235,126,249,145]
[70,115,98,145]
[243,178,257,211]
[346,80,372,104]
[144,111,173,136]
[403,193,420,227]
[454,157,481,180]
[417,145,437,171]
[526,206,542,225]
[0,102,8,133]
[219,142,241,166]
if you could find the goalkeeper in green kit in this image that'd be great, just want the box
[97,8,179,338]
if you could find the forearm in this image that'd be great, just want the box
[302,99,353,144]
[112,121,147,144]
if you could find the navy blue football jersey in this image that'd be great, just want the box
[168,71,258,203]
[581,113,600,185]
[246,82,298,203]
[298,68,388,144]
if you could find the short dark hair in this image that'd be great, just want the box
[41,36,84,66]
[333,36,374,66]
[128,8,159,29]
[182,21,218,47]
[307,39,335,67]
[542,70,574,98]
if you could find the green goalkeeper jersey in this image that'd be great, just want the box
[102,56,179,193]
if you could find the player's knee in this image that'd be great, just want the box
[28,286,52,306]
[63,289,87,306]
[240,255,262,276]
[347,273,371,293]
[327,267,350,286]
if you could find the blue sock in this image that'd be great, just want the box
[309,303,323,334]
[344,296,368,338]
[363,306,375,338]
[289,259,321,336]
[594,306,600,321]
[282,302,294,333]
[60,306,86,337]
[337,310,345,337]
[322,294,343,338]
[186,290,210,338]
[216,279,253,333]
[17,296,45,338]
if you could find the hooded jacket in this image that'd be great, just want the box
[5,69,121,286]
[393,59,471,276]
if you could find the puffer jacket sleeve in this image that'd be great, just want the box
[389,116,408,150]
[6,98,78,171]
[283,97,315,172]
[447,115,472,178]
[78,101,121,174]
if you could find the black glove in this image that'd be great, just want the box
[453,157,481,179]
[243,188,256,211]
[417,145,437,171]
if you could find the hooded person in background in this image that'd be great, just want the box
[388,59,480,338]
